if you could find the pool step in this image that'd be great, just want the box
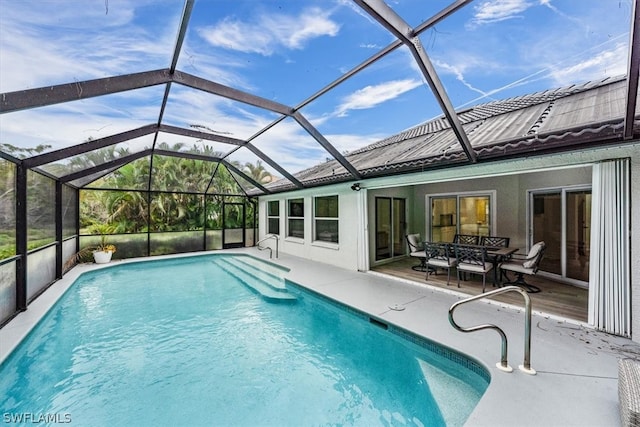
[213,257,296,303]
[223,256,288,291]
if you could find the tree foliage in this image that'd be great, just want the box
[0,144,270,259]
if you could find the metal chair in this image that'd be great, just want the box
[424,242,457,286]
[453,234,480,245]
[405,234,427,272]
[454,244,493,292]
[499,241,546,293]
[480,236,510,248]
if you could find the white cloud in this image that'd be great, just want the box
[471,0,533,25]
[0,1,178,92]
[547,43,628,86]
[197,7,340,56]
[432,60,489,98]
[334,79,422,117]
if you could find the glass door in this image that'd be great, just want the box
[429,193,492,242]
[222,202,245,249]
[460,195,491,237]
[530,187,591,284]
[375,197,406,261]
[566,190,591,282]
[392,198,407,257]
[532,192,562,275]
[430,197,456,242]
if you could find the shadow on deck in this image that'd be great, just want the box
[371,257,588,323]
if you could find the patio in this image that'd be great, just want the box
[372,257,589,323]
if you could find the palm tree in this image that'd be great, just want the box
[244,160,273,184]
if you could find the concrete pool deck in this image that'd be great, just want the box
[2,249,639,426]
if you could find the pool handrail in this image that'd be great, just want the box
[256,234,279,259]
[448,285,536,375]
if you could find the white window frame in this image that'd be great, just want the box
[286,198,304,239]
[266,200,280,236]
[313,195,339,244]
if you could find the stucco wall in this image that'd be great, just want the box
[412,175,521,248]
[259,184,361,271]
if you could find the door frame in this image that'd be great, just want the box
[222,201,245,249]
[527,184,591,288]
[374,196,407,261]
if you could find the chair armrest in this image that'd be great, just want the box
[509,252,531,261]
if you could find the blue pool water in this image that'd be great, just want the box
[0,254,488,426]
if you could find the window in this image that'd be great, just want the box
[314,195,338,243]
[267,200,279,235]
[287,198,304,238]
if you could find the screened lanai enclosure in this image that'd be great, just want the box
[1,0,639,327]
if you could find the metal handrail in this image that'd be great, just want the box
[448,285,536,375]
[256,234,279,259]
[257,245,272,259]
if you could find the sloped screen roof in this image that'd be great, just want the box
[1,0,638,196]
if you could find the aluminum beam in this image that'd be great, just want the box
[221,160,270,195]
[15,164,27,311]
[244,143,304,188]
[255,0,472,118]
[0,150,21,164]
[624,0,640,139]
[354,0,477,163]
[293,112,362,179]
[154,149,270,194]
[170,0,194,73]
[156,0,195,133]
[247,1,471,163]
[159,124,246,146]
[60,149,152,183]
[172,71,293,116]
[160,125,302,187]
[153,149,223,163]
[0,69,172,114]
[24,124,158,168]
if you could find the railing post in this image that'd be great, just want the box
[448,285,536,375]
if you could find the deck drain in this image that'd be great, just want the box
[388,304,405,311]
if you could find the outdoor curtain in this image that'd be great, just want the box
[588,158,631,336]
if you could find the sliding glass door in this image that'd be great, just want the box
[429,193,492,242]
[375,197,406,261]
[530,187,591,284]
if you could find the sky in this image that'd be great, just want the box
[0,0,634,179]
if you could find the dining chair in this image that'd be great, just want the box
[454,244,493,292]
[453,234,480,245]
[500,241,546,293]
[424,242,457,286]
[405,234,427,272]
[480,236,510,248]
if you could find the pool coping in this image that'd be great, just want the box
[2,249,638,426]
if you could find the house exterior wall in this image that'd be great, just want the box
[258,141,640,341]
[258,185,361,271]
[412,176,521,248]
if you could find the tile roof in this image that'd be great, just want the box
[261,75,634,192]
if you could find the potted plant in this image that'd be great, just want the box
[88,223,117,264]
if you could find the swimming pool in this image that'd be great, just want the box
[0,254,489,426]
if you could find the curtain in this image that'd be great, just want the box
[588,158,631,336]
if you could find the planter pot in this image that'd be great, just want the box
[93,250,113,264]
